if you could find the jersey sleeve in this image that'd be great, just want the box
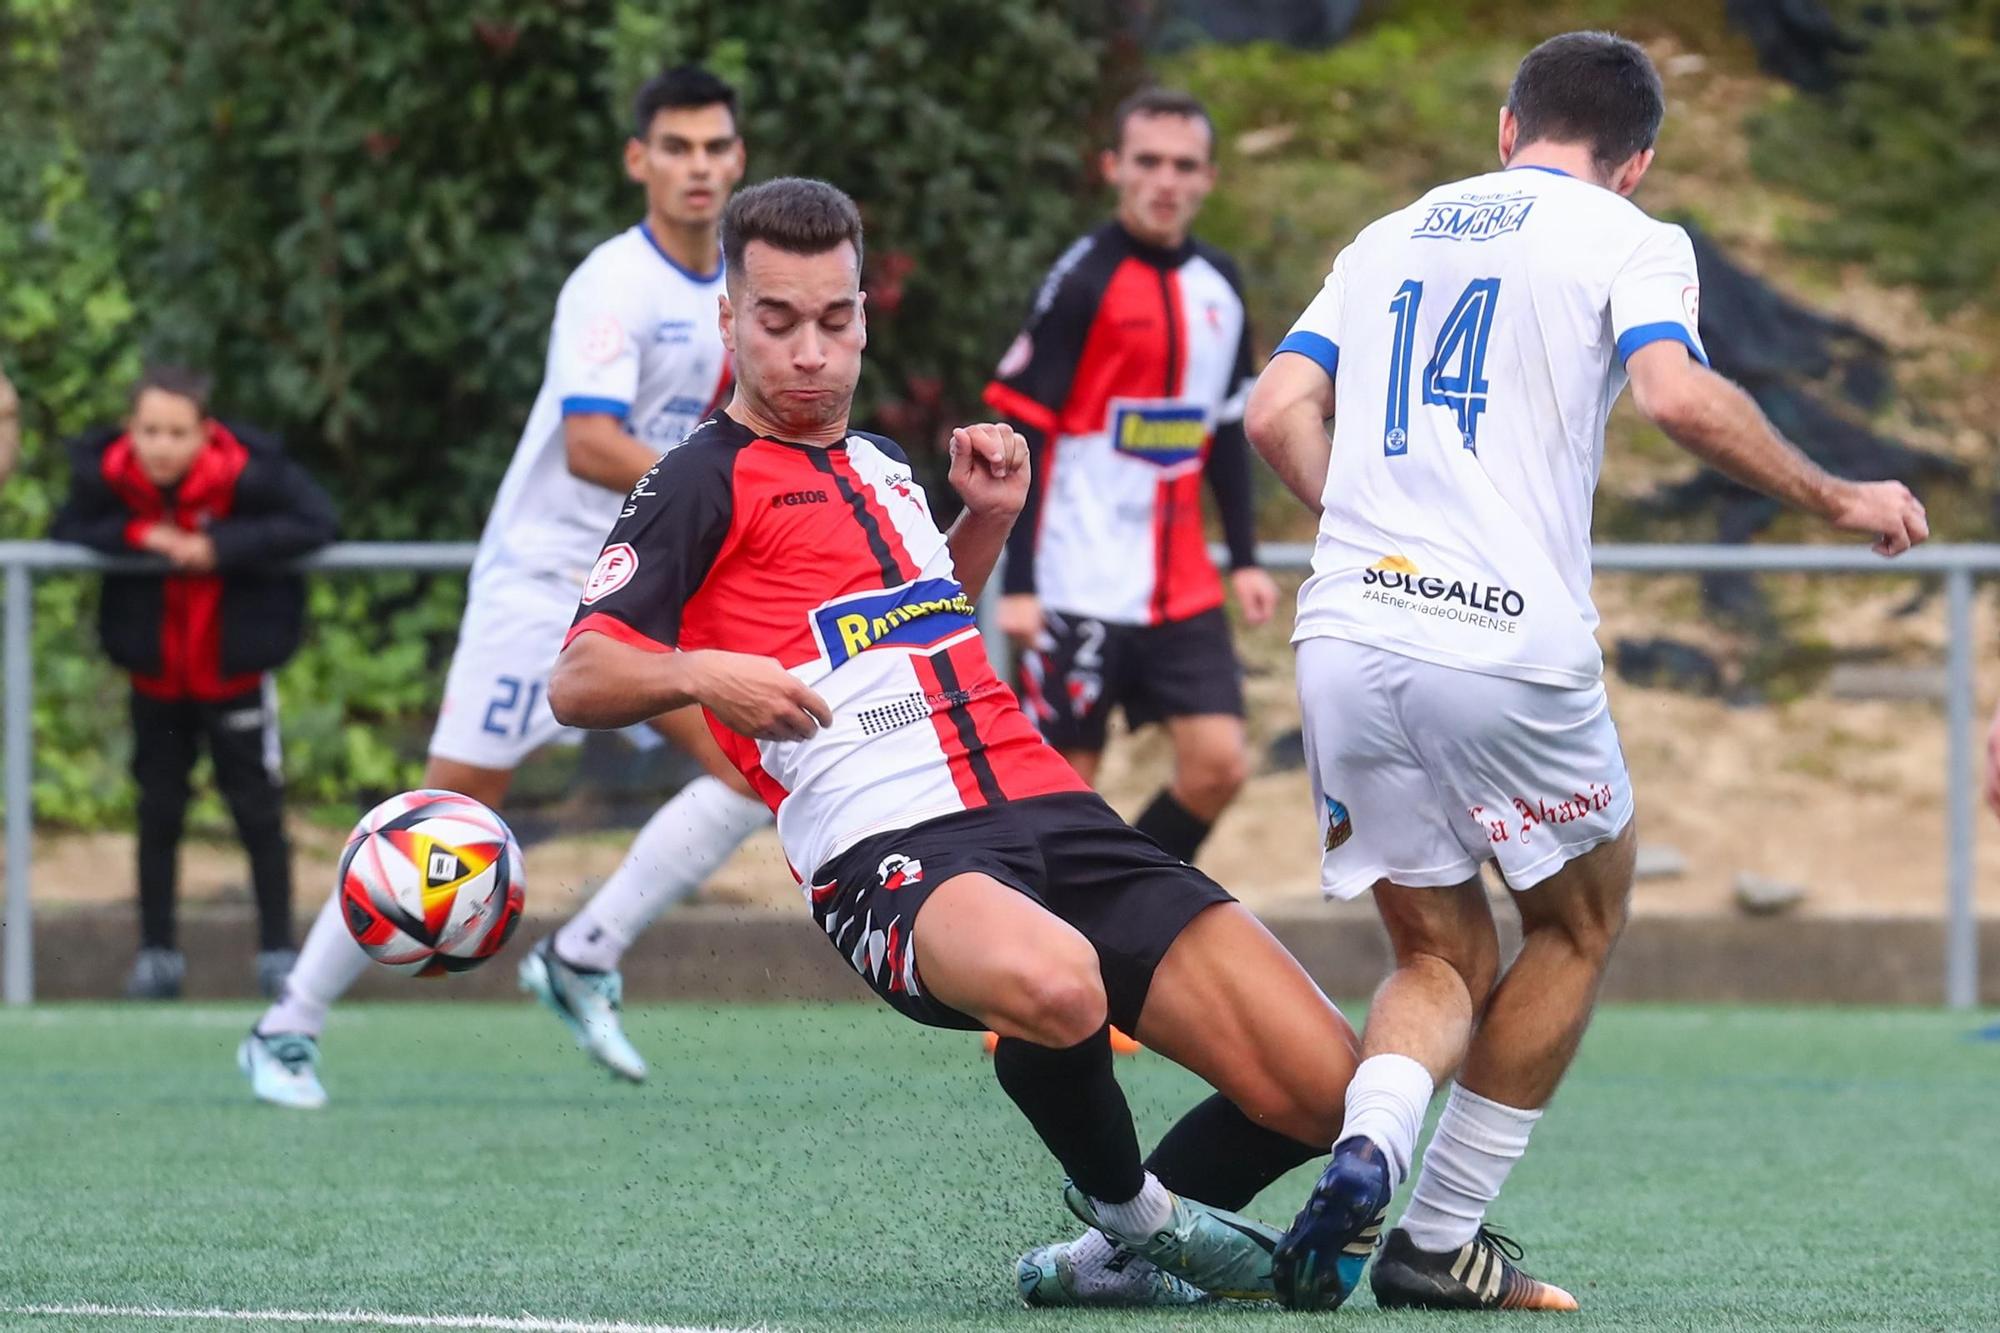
[548,251,647,420]
[1609,223,1708,367]
[981,235,1102,435]
[565,441,736,652]
[1272,245,1350,382]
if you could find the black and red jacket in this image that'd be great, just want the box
[54,420,337,700]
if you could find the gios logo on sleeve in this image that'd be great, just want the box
[1108,398,1207,471]
[811,577,978,668]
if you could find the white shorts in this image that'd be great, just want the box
[1296,635,1634,900]
[428,574,581,769]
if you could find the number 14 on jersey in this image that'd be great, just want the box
[1383,277,1502,456]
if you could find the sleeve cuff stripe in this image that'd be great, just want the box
[1615,322,1709,368]
[561,396,633,418]
[1273,331,1340,379]
[981,381,1058,436]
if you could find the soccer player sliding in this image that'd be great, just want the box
[1248,30,1929,1311]
[549,176,1364,1309]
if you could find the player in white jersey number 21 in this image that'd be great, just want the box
[240,67,760,1109]
[1246,32,1927,1312]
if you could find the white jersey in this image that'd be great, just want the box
[473,225,730,592]
[1279,166,1705,688]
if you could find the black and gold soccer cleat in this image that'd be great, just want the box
[1370,1225,1579,1311]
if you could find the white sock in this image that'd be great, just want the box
[553,778,770,972]
[1090,1171,1174,1241]
[1398,1083,1542,1253]
[257,891,370,1039]
[1337,1052,1434,1188]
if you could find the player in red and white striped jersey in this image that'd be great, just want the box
[551,177,1365,1308]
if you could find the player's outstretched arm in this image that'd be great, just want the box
[550,632,831,741]
[1627,342,1929,557]
[1245,353,1337,514]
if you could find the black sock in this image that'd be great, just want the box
[992,1026,1145,1203]
[1134,789,1212,863]
[1144,1092,1325,1211]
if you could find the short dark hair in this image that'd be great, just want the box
[722,177,865,280]
[1111,87,1214,154]
[1507,32,1665,172]
[631,64,739,140]
[130,365,212,417]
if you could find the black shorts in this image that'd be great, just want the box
[1022,606,1244,752]
[807,792,1235,1032]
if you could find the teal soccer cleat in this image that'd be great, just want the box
[1016,1237,1205,1307]
[1062,1183,1283,1302]
[236,1029,327,1110]
[518,937,647,1083]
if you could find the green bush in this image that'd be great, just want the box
[1750,1,2000,308]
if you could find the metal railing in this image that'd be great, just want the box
[1,539,1992,1007]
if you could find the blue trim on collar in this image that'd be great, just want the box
[635,222,722,283]
[1273,330,1340,381]
[1507,164,1573,178]
[1615,321,1709,368]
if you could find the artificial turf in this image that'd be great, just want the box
[2,1001,1995,1331]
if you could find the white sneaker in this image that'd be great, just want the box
[236,1029,328,1110]
[518,937,647,1083]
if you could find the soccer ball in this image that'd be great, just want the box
[337,789,525,976]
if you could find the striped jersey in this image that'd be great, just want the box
[1277,166,1707,687]
[566,411,1088,880]
[983,223,1258,626]
[474,224,733,593]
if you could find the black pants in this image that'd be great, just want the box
[131,682,293,952]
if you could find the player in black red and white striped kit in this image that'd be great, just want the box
[552,177,1369,1309]
[984,88,1278,868]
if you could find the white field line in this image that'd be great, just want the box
[1,1305,767,1333]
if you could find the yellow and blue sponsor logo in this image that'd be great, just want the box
[1110,399,1207,469]
[813,577,977,668]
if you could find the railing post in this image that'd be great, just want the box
[3,561,32,1005]
[1945,565,1978,1010]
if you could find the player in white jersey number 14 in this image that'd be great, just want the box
[239,66,759,1109]
[1246,32,1927,1312]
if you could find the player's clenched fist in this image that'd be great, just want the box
[690,650,833,742]
[1828,479,1929,557]
[948,422,1029,520]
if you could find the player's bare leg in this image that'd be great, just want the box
[528,704,772,1081]
[422,755,515,809]
[1134,901,1355,1148]
[1161,712,1250,824]
[916,874,1288,1303]
[1367,824,1636,1313]
[1361,878,1499,1082]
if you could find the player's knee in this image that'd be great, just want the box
[1179,747,1249,811]
[999,951,1108,1048]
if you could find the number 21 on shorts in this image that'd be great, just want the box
[1383,277,1502,455]
[482,675,544,739]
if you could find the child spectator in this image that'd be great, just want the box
[54,367,336,999]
